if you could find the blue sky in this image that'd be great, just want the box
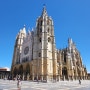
[0,0,90,73]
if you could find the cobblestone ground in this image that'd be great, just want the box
[0,79,90,90]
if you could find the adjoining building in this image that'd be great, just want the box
[0,67,10,79]
[11,6,88,81]
[88,73,90,80]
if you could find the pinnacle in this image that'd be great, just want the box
[41,5,48,16]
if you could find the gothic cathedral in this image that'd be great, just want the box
[11,6,88,81]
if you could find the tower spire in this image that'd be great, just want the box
[41,4,48,16]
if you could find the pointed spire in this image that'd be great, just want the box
[68,38,73,48]
[41,4,48,16]
[28,30,31,35]
[68,38,73,53]
[68,38,73,45]
[22,25,26,34]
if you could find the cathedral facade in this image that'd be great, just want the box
[11,6,88,81]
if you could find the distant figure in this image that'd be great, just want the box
[8,76,11,81]
[37,79,39,84]
[17,79,22,89]
[79,79,81,85]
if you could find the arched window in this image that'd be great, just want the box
[39,52,41,57]
[37,22,39,27]
[64,56,66,63]
[48,28,49,33]
[40,20,42,26]
[39,38,41,42]
[48,37,51,42]
[47,20,49,25]
[63,52,66,63]
[40,28,42,33]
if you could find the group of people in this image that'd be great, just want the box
[17,78,81,88]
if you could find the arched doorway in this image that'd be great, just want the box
[25,64,30,80]
[77,67,81,79]
[13,67,18,77]
[19,65,23,79]
[74,70,76,79]
[62,67,68,80]
[26,64,30,74]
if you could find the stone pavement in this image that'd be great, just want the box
[0,79,90,90]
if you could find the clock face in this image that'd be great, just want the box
[24,46,29,55]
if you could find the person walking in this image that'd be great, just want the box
[17,79,22,89]
[79,79,81,85]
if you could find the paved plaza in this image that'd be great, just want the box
[0,79,90,90]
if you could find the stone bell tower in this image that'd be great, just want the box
[33,6,57,81]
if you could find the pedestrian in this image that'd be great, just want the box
[8,76,10,81]
[37,79,39,84]
[17,79,22,89]
[79,79,81,85]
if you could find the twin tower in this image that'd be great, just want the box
[11,6,87,81]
